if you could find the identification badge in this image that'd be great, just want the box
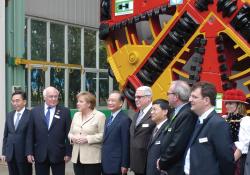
[142,124,149,127]
[155,141,161,145]
[199,137,208,143]
[54,115,60,119]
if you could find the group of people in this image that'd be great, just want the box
[0,80,250,175]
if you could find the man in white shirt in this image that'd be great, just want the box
[184,81,235,175]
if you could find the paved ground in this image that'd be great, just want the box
[0,162,134,175]
[0,162,74,175]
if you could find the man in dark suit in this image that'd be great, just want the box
[130,86,156,175]
[184,81,235,175]
[102,91,131,175]
[1,91,32,175]
[26,86,72,175]
[157,80,197,175]
[146,99,172,175]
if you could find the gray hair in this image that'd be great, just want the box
[43,86,59,98]
[171,80,190,102]
[136,86,152,97]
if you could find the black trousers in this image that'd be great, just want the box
[73,162,101,175]
[35,157,65,175]
[7,158,32,175]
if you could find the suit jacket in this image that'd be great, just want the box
[187,110,235,175]
[146,120,169,175]
[130,108,156,174]
[2,109,31,162]
[102,110,131,174]
[159,103,197,175]
[68,109,106,164]
[26,105,72,163]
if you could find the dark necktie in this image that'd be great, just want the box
[136,110,144,126]
[152,127,159,138]
[45,107,51,128]
[107,115,113,127]
[14,113,21,130]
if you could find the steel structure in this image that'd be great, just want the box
[100,0,250,112]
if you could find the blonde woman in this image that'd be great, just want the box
[68,92,106,175]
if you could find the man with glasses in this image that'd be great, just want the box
[26,86,72,175]
[183,81,235,175]
[157,80,197,175]
[130,86,156,175]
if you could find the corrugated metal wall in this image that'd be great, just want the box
[25,0,100,28]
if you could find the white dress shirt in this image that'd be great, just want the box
[184,107,214,174]
[44,104,56,128]
[235,116,250,154]
[14,107,25,126]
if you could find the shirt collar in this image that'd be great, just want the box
[141,103,152,115]
[199,107,214,124]
[111,109,122,120]
[156,118,168,129]
[174,103,187,116]
[15,107,25,116]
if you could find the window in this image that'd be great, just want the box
[99,72,109,106]
[50,23,64,63]
[25,17,117,108]
[69,69,81,108]
[84,29,96,68]
[99,40,108,69]
[31,69,45,106]
[68,26,81,64]
[50,68,65,104]
[31,20,46,61]
[85,72,96,95]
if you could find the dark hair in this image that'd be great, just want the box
[153,99,173,118]
[111,90,125,102]
[191,81,217,106]
[12,90,27,100]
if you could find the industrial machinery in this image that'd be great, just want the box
[100,0,250,112]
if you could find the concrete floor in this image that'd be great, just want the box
[0,162,74,175]
[0,162,134,175]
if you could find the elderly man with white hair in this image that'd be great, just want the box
[26,86,72,175]
[130,86,156,175]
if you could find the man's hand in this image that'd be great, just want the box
[64,156,71,163]
[157,158,160,170]
[27,155,35,164]
[121,167,128,174]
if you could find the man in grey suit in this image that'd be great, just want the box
[1,90,32,175]
[130,86,156,175]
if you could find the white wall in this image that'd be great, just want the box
[25,0,100,28]
[0,0,6,154]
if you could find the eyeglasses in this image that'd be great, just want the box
[135,95,149,99]
[167,92,175,96]
[47,95,59,99]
